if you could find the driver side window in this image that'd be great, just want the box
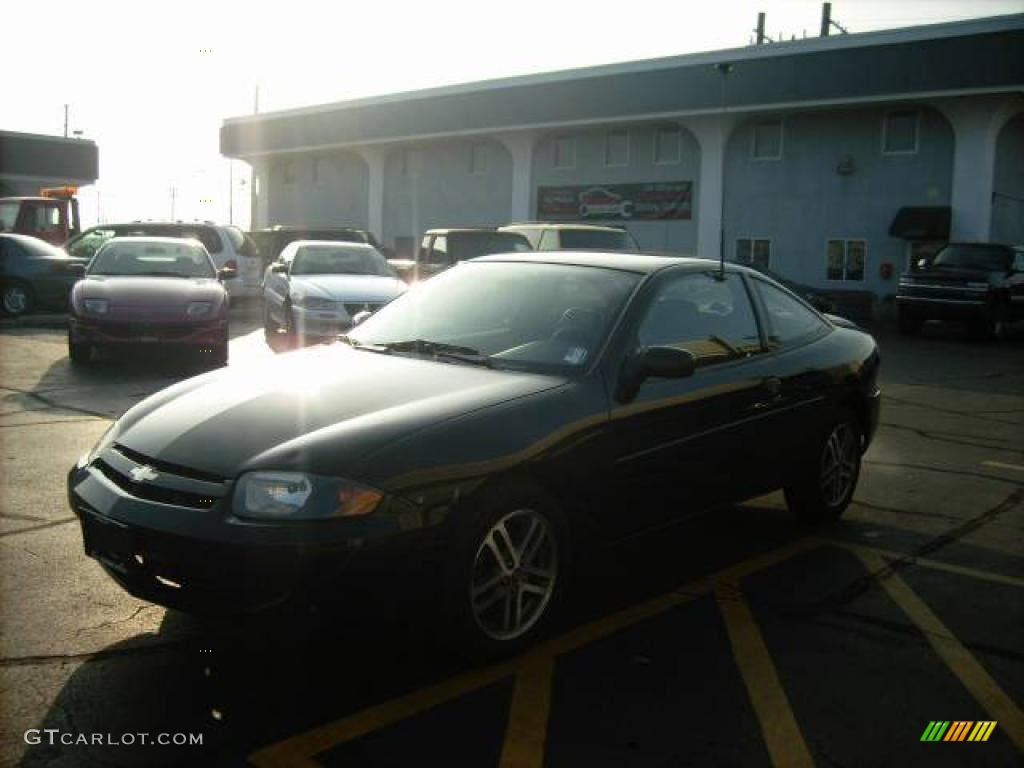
[637,272,763,366]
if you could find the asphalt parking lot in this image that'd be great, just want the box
[1,310,1021,767]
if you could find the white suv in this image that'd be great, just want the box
[63,221,262,299]
[498,223,639,252]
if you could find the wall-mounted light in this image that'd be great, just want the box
[836,154,855,175]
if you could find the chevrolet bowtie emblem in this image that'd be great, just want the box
[130,465,159,483]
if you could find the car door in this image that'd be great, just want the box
[746,276,836,486]
[264,248,295,325]
[418,235,449,279]
[604,269,772,534]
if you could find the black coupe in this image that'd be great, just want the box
[68,252,880,652]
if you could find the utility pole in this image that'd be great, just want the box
[63,105,69,138]
[756,12,767,45]
[820,2,849,36]
[170,186,176,220]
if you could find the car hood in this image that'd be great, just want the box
[112,345,565,479]
[290,274,406,302]
[77,276,226,305]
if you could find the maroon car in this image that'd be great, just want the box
[68,237,233,366]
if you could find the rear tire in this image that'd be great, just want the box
[784,412,862,524]
[444,481,570,658]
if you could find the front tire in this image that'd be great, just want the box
[785,414,862,524]
[2,281,33,317]
[445,482,570,656]
[68,338,91,366]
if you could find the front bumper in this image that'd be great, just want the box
[69,317,228,347]
[67,456,443,615]
[292,306,352,339]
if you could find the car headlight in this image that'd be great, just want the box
[83,298,109,315]
[84,419,120,465]
[186,301,212,318]
[292,295,336,311]
[232,472,383,520]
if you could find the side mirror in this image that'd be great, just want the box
[271,262,288,274]
[351,310,374,327]
[916,258,930,270]
[67,263,86,278]
[617,345,696,403]
[217,267,237,281]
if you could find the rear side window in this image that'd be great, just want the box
[752,278,828,348]
[448,233,532,261]
[225,226,258,257]
[559,229,637,251]
[66,227,118,259]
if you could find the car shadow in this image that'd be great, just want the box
[19,499,854,767]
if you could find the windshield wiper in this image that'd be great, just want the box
[138,271,188,278]
[379,339,494,367]
[338,335,390,353]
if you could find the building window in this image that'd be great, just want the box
[751,121,783,160]
[469,143,488,174]
[883,110,919,154]
[554,136,576,169]
[654,126,680,164]
[827,239,866,281]
[736,238,772,270]
[605,130,629,166]
[283,160,296,185]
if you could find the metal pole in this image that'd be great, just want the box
[756,13,766,45]
[715,63,733,280]
[64,105,69,138]
[821,2,832,37]
[229,160,234,225]
[170,186,176,220]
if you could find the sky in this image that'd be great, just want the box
[5,0,1021,230]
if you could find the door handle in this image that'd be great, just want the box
[762,377,782,397]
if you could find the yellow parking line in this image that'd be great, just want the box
[715,582,815,768]
[498,651,555,768]
[248,660,520,768]
[828,541,1024,590]
[983,460,1024,472]
[853,549,1024,753]
[248,537,821,766]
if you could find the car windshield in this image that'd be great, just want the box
[932,244,1011,271]
[89,240,216,278]
[291,245,393,276]
[559,229,638,251]
[0,202,20,232]
[348,261,640,373]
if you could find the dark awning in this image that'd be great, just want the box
[889,206,951,240]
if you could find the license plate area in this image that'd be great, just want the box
[82,511,134,570]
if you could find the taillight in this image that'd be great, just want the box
[225,260,238,271]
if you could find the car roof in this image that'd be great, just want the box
[424,228,518,235]
[89,220,224,229]
[101,235,209,246]
[287,239,376,248]
[499,223,629,232]
[472,250,734,274]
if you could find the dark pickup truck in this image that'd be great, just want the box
[896,242,1024,338]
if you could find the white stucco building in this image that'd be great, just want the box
[221,14,1024,312]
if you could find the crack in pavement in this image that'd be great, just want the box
[0,385,115,420]
[0,637,190,669]
[882,393,1023,425]
[74,605,152,638]
[0,417,107,429]
[879,421,1024,453]
[864,460,1024,486]
[0,511,47,523]
[777,486,1024,620]
[851,500,962,522]
[0,517,77,538]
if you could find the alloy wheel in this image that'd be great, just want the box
[3,285,29,315]
[821,423,858,508]
[470,508,558,642]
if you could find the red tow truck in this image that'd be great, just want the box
[0,186,81,245]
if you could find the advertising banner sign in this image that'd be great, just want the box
[537,182,693,221]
